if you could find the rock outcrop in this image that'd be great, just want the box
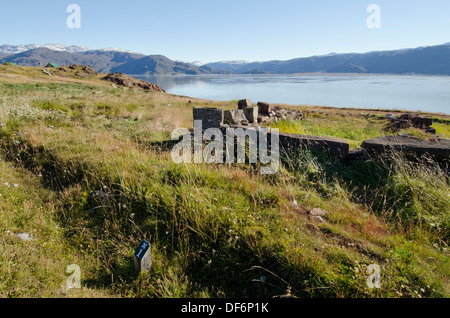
[386,113,436,134]
[57,64,98,78]
[102,72,165,92]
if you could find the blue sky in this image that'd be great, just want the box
[0,0,449,63]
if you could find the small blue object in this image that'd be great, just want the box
[134,240,150,260]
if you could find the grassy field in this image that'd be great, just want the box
[269,110,450,149]
[0,64,449,298]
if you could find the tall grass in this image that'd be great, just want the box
[0,68,448,298]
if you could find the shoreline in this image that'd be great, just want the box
[134,72,450,78]
[133,74,450,116]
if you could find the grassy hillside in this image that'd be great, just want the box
[0,64,448,298]
[0,48,226,75]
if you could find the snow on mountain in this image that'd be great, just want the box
[46,43,91,53]
[0,43,149,56]
[216,60,250,65]
[0,43,91,54]
[97,47,143,54]
[190,61,206,66]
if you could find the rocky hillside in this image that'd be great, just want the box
[0,48,226,75]
[102,72,165,92]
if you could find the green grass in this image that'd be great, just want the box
[0,66,448,298]
[269,114,388,148]
[434,122,450,138]
[269,113,446,148]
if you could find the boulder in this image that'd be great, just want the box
[102,73,165,92]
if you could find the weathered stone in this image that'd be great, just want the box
[103,73,165,92]
[257,102,271,114]
[309,208,328,217]
[285,111,302,120]
[361,135,450,162]
[412,117,433,129]
[238,99,252,109]
[193,108,224,130]
[400,113,414,120]
[276,132,350,158]
[400,120,411,128]
[223,109,248,125]
[392,119,411,129]
[243,106,259,123]
[425,126,436,134]
[134,240,152,273]
[312,215,324,223]
[15,233,34,241]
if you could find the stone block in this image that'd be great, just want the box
[193,108,223,130]
[257,102,271,114]
[276,132,349,158]
[412,117,433,129]
[224,109,248,125]
[243,106,259,123]
[361,135,450,162]
[238,99,252,109]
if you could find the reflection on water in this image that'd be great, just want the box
[134,74,450,114]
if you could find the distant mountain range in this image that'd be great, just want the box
[205,43,450,75]
[0,43,92,54]
[0,45,224,75]
[1,42,449,75]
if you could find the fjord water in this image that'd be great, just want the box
[136,74,450,114]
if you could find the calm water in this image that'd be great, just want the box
[135,74,450,114]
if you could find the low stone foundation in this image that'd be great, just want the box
[277,132,350,158]
[192,102,450,163]
[362,135,450,162]
[193,104,350,159]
